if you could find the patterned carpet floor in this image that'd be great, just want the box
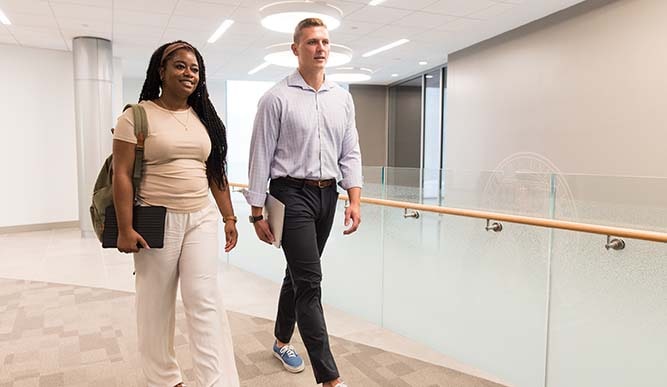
[0,278,503,387]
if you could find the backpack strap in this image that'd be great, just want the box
[123,104,148,201]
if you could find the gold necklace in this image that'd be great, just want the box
[157,99,191,130]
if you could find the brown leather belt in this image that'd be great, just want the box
[281,176,336,188]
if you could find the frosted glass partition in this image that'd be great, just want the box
[382,167,554,386]
[384,167,421,202]
[440,169,557,217]
[554,174,667,230]
[321,166,385,323]
[224,169,667,387]
[227,192,285,283]
[547,175,667,387]
[382,207,549,387]
[357,166,384,199]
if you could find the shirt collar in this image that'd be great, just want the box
[288,70,335,92]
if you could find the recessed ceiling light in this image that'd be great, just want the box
[419,61,428,65]
[248,62,271,75]
[369,0,387,5]
[391,73,398,77]
[425,75,433,78]
[208,19,234,43]
[327,67,373,83]
[0,7,12,25]
[260,1,343,33]
[264,42,352,67]
[362,39,409,58]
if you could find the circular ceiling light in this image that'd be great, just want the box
[260,1,343,33]
[264,43,352,67]
[327,67,373,83]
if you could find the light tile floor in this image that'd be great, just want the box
[0,227,507,386]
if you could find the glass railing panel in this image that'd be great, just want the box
[441,169,557,217]
[383,167,422,202]
[553,174,667,230]
[225,162,284,282]
[359,165,385,199]
[547,174,667,387]
[320,166,384,324]
[226,191,285,283]
[381,167,445,205]
[381,204,550,387]
[422,167,441,206]
[320,200,384,325]
[547,232,667,387]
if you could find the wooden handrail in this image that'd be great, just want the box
[228,182,667,243]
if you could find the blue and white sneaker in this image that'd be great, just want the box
[272,341,305,373]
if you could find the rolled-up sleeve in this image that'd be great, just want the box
[338,93,363,190]
[245,92,281,207]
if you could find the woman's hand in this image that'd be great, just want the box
[224,221,238,252]
[117,229,149,253]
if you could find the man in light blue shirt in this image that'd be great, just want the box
[245,17,362,387]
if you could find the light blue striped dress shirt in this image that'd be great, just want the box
[245,71,363,207]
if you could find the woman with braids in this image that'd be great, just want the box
[112,41,240,387]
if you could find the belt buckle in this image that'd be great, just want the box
[317,180,326,188]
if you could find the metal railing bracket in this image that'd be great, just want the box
[403,208,420,219]
[486,219,503,232]
[605,235,626,251]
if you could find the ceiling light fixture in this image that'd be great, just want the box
[260,1,343,33]
[208,19,234,43]
[362,39,409,58]
[0,8,12,25]
[369,0,387,5]
[327,67,373,83]
[419,61,428,65]
[248,62,271,75]
[264,43,352,67]
[391,73,398,77]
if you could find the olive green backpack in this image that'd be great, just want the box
[90,104,148,242]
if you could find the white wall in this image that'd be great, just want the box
[0,45,127,228]
[224,80,275,183]
[121,77,227,119]
[121,77,143,107]
[445,0,667,177]
[0,44,78,227]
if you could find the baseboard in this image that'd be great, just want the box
[0,221,79,234]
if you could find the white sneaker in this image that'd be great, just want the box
[333,383,348,387]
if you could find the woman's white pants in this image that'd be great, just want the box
[133,203,239,387]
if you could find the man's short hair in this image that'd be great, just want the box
[293,18,327,44]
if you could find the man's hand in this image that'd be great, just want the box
[224,221,238,252]
[343,203,361,235]
[253,219,275,244]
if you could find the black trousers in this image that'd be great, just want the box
[269,178,339,384]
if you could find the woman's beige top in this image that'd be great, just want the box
[113,100,211,213]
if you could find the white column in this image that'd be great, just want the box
[72,37,113,237]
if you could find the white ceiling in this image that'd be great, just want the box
[0,0,586,84]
